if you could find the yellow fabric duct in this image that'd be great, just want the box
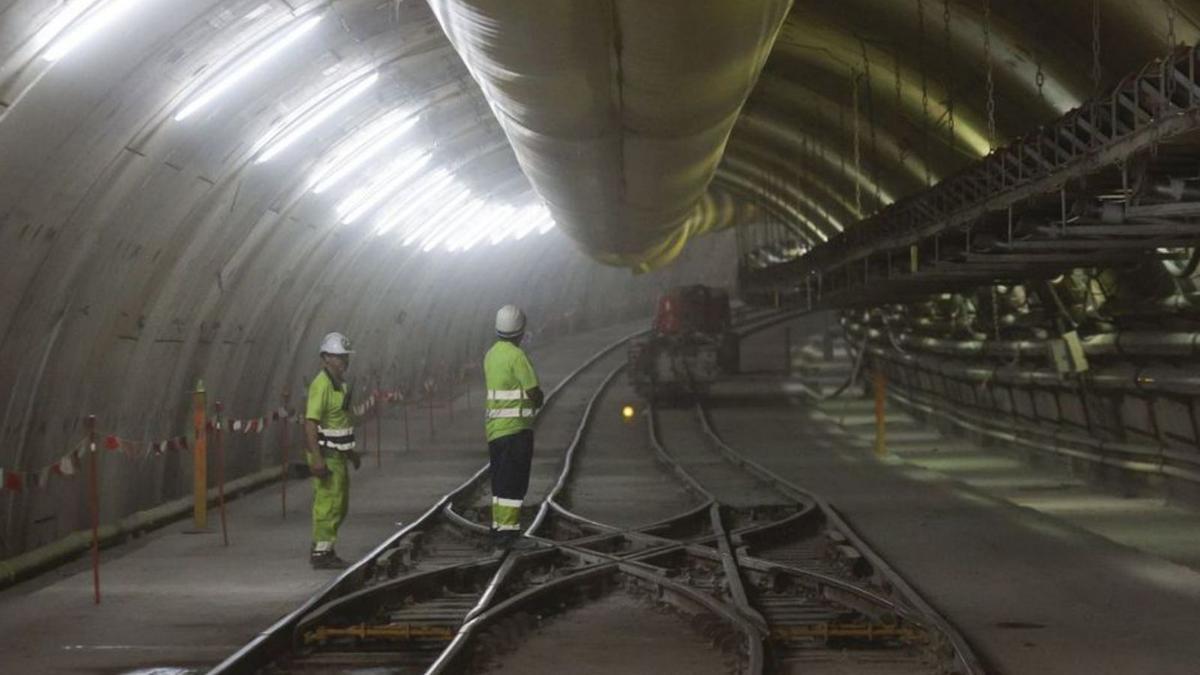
[427,0,792,268]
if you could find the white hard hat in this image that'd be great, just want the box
[495,305,526,338]
[319,332,355,355]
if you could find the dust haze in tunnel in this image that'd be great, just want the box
[0,0,742,556]
[1,0,1199,555]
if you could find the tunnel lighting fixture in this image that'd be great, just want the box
[174,14,323,122]
[489,206,535,244]
[420,194,484,252]
[337,152,431,224]
[622,405,635,420]
[373,169,454,236]
[501,208,544,242]
[450,205,517,252]
[243,3,271,21]
[311,112,419,194]
[254,69,379,164]
[421,199,489,252]
[402,184,471,246]
[513,209,553,241]
[40,0,151,62]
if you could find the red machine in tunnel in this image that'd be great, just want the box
[628,285,740,400]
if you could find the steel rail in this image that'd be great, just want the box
[693,401,988,675]
[207,328,645,674]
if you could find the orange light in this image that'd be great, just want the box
[621,405,635,419]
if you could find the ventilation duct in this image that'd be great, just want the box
[427,0,792,270]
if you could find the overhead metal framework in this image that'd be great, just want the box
[741,45,1200,307]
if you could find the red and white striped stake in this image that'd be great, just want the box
[280,390,290,519]
[426,379,436,442]
[86,415,100,605]
[215,402,229,547]
[402,394,410,453]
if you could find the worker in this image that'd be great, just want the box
[305,331,365,569]
[483,305,544,551]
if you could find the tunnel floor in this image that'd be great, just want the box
[1,318,1199,674]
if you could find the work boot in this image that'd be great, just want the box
[310,549,350,570]
[507,535,537,551]
[492,530,518,553]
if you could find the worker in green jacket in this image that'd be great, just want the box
[305,331,364,569]
[484,305,544,551]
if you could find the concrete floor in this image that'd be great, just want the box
[0,320,644,675]
[4,317,1200,674]
[718,321,1200,675]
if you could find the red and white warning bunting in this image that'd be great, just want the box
[215,407,301,435]
[0,389,414,493]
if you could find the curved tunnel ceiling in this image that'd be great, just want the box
[3,1,1198,272]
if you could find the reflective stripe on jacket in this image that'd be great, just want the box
[318,425,356,451]
[483,340,539,442]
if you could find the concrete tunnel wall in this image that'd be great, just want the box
[0,203,735,556]
[0,0,734,557]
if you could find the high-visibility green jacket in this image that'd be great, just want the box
[483,340,539,442]
[307,369,355,451]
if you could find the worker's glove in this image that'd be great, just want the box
[310,462,330,479]
[349,450,362,471]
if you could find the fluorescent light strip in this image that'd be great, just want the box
[449,205,512,252]
[254,70,378,163]
[312,114,418,194]
[489,206,535,245]
[422,199,487,252]
[340,153,431,224]
[34,0,102,51]
[435,199,485,251]
[457,206,519,251]
[335,150,423,217]
[399,181,470,243]
[42,0,149,62]
[374,170,454,236]
[403,185,471,246]
[514,210,552,240]
[175,14,322,122]
[243,3,271,21]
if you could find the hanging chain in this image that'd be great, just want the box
[851,68,862,215]
[860,40,881,207]
[1035,58,1046,101]
[918,0,932,185]
[1166,0,1178,49]
[838,99,848,180]
[983,0,996,149]
[1091,0,1103,95]
[991,286,1001,340]
[1165,0,1178,105]
[894,48,903,108]
[943,0,955,149]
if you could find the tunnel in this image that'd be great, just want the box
[2,1,1200,673]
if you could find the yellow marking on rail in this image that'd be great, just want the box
[770,622,924,642]
[304,623,455,644]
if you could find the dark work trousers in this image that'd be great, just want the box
[488,429,534,532]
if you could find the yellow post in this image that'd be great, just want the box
[873,369,887,457]
[192,379,208,530]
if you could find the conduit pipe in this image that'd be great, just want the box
[831,340,1200,487]
[860,339,1200,397]
[426,0,792,270]
[847,320,1200,360]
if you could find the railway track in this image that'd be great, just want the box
[211,314,984,674]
